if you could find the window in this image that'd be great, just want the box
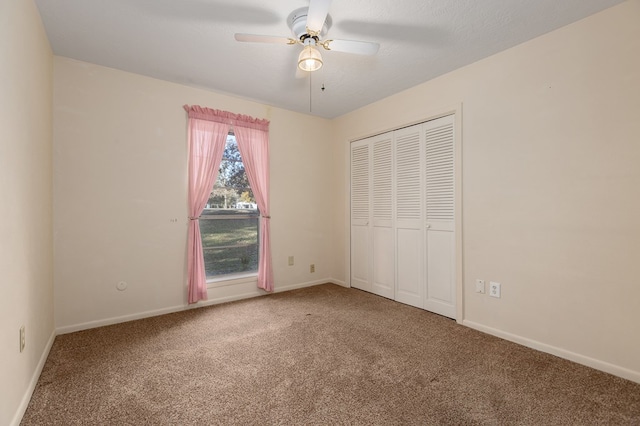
[199,133,259,279]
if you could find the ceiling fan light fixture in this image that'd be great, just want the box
[298,45,323,72]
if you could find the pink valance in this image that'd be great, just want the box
[183,105,270,131]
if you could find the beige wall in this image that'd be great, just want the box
[0,1,54,424]
[332,0,640,380]
[53,57,335,331]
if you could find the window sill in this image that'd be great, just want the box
[206,272,258,289]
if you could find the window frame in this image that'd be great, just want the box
[200,132,260,284]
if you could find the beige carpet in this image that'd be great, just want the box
[21,284,640,425]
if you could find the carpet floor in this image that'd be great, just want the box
[21,284,640,425]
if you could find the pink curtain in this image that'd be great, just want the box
[235,124,273,292]
[183,105,273,300]
[185,107,230,303]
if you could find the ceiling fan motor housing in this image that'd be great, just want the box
[287,7,332,40]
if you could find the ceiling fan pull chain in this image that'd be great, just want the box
[309,71,313,113]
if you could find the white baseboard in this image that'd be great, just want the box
[463,320,640,384]
[196,279,338,306]
[11,330,56,426]
[275,278,335,293]
[56,279,335,335]
[56,303,193,335]
[327,278,347,287]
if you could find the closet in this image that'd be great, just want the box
[350,114,456,319]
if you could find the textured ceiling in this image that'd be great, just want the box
[35,0,624,119]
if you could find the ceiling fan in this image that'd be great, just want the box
[234,0,380,73]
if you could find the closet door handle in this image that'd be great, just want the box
[426,224,431,229]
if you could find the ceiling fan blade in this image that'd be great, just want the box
[306,0,332,33]
[234,33,296,45]
[323,39,380,55]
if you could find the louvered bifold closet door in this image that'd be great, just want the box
[350,140,372,292]
[371,133,394,299]
[424,114,456,318]
[394,124,424,308]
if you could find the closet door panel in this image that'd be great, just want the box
[396,228,423,308]
[424,115,456,318]
[372,227,394,298]
[394,126,423,230]
[350,141,371,291]
[426,230,455,315]
[371,134,394,298]
[351,225,370,291]
[394,124,423,308]
[372,135,393,229]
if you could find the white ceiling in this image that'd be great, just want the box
[35,0,624,119]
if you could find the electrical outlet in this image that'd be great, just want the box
[20,325,25,353]
[310,264,315,273]
[489,282,501,298]
[288,256,294,266]
[475,279,485,294]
